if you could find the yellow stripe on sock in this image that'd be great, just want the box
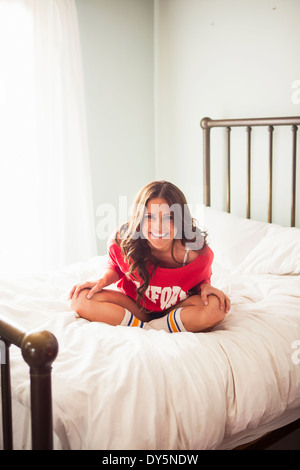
[131,316,141,327]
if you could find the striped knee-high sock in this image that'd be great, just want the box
[120,309,145,328]
[145,308,186,333]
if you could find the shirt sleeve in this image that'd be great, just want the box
[199,272,212,287]
[106,237,125,280]
[193,246,213,292]
[193,272,211,293]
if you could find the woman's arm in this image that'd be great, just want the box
[69,268,120,300]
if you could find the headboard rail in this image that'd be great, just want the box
[200,116,300,227]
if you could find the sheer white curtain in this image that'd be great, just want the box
[0,0,97,274]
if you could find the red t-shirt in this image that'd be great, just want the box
[106,238,214,312]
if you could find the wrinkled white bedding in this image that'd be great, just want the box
[0,208,300,450]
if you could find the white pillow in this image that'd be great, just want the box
[234,225,300,274]
[202,207,271,269]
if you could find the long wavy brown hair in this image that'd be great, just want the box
[115,180,207,311]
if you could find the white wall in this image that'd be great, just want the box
[155,0,300,227]
[76,0,155,254]
[76,0,300,248]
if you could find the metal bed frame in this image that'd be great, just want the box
[0,116,299,450]
[0,314,58,450]
[201,115,300,227]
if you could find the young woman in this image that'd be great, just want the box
[69,181,230,333]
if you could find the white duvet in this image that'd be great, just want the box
[1,208,300,450]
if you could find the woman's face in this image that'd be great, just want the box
[141,198,177,250]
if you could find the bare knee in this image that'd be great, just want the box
[71,288,90,316]
[204,295,226,329]
[181,294,226,332]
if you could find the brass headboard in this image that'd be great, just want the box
[200,116,300,227]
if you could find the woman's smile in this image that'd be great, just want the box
[142,197,176,248]
[150,231,169,239]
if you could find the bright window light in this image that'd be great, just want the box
[0,2,41,274]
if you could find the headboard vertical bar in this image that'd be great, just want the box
[291,125,298,227]
[246,127,252,218]
[202,118,211,206]
[268,126,274,223]
[226,127,231,212]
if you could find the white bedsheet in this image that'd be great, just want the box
[1,252,300,450]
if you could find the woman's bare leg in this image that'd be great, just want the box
[70,288,152,324]
[71,289,227,332]
[178,294,226,332]
[159,294,227,332]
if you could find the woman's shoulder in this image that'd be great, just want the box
[107,231,122,252]
[197,243,214,258]
[189,244,214,265]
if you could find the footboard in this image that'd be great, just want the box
[0,314,58,450]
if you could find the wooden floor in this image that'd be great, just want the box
[236,419,300,450]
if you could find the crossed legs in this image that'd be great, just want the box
[71,288,227,333]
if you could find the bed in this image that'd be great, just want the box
[1,116,300,450]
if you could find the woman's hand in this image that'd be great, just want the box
[69,279,106,300]
[200,283,230,313]
[69,269,120,301]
